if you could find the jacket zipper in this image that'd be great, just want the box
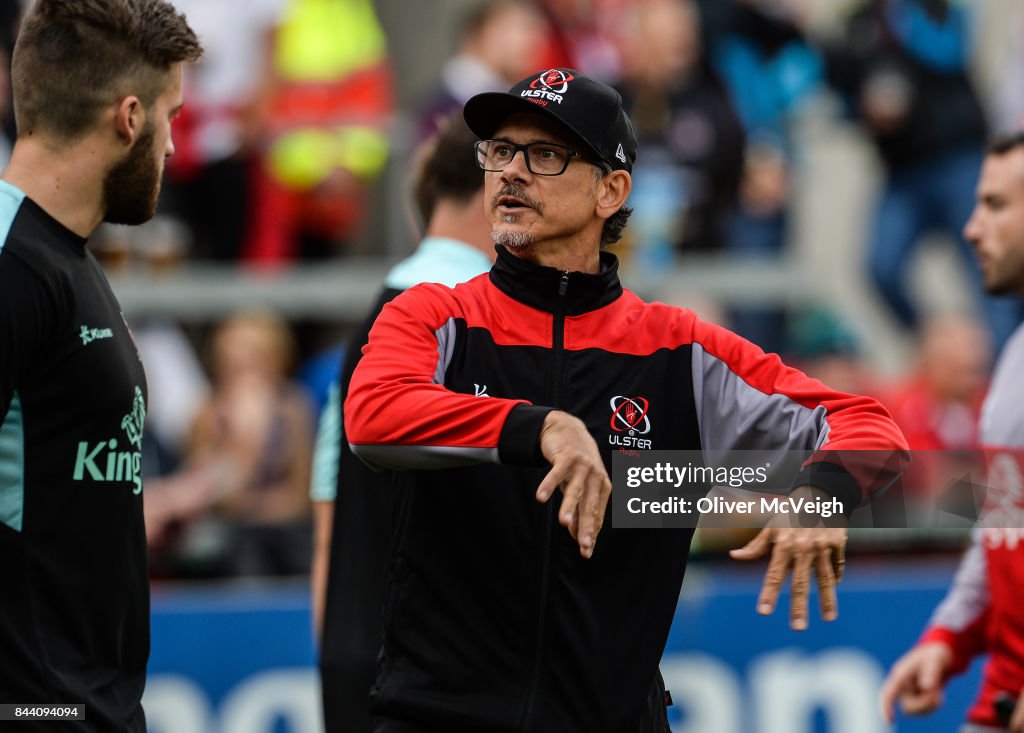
[521,270,570,732]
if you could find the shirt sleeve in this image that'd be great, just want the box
[309,379,341,502]
[689,317,908,509]
[918,531,991,676]
[345,283,552,471]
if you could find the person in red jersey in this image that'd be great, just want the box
[346,68,907,732]
[881,132,1024,733]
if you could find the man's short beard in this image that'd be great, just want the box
[103,121,161,225]
[492,229,534,251]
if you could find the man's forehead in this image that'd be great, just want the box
[981,149,1024,192]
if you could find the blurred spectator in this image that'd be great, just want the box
[170,311,314,577]
[615,0,745,272]
[416,0,547,142]
[245,0,394,264]
[159,0,286,261]
[535,0,630,79]
[0,0,20,148]
[991,3,1024,135]
[312,113,495,733]
[698,0,824,354]
[877,313,991,503]
[785,306,877,396]
[134,320,210,474]
[821,0,1023,351]
[883,313,991,452]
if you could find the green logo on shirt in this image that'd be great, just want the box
[80,325,114,346]
[72,386,146,494]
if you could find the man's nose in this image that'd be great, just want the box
[501,148,531,182]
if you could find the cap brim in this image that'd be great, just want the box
[463,92,606,166]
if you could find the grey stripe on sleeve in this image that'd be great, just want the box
[691,343,830,457]
[929,531,990,632]
[434,318,457,385]
[349,443,499,471]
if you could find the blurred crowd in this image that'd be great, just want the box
[0,0,1020,577]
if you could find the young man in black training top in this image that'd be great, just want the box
[346,69,908,732]
[0,2,201,730]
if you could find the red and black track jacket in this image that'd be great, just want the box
[346,246,907,733]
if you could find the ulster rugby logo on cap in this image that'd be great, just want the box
[531,69,575,94]
[521,69,575,105]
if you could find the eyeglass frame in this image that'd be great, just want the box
[474,139,583,176]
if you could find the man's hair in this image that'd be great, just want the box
[413,114,485,225]
[12,0,202,140]
[592,163,633,247]
[989,130,1024,157]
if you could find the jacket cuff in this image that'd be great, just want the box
[790,462,862,517]
[918,627,970,677]
[498,404,554,466]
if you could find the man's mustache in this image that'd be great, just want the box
[491,185,543,214]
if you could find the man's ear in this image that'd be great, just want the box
[595,170,631,220]
[113,95,145,145]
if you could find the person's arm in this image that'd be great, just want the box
[687,317,908,629]
[346,283,607,557]
[345,283,552,470]
[879,532,990,722]
[309,380,342,642]
[1011,688,1024,733]
[311,499,333,643]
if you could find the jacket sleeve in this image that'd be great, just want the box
[918,531,990,676]
[309,379,341,502]
[689,317,908,510]
[345,283,552,471]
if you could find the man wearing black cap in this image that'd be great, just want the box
[345,69,907,732]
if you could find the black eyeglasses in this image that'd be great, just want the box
[474,140,579,176]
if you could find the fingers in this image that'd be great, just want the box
[536,462,567,503]
[551,462,609,558]
[755,539,789,617]
[878,644,951,723]
[729,527,773,561]
[899,687,944,717]
[557,472,587,545]
[816,549,838,622]
[742,528,845,629]
[878,657,922,722]
[574,473,611,558]
[536,412,611,559]
[789,550,813,631]
[878,668,904,723]
[832,541,846,582]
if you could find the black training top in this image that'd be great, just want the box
[0,180,149,732]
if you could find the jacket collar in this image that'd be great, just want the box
[489,244,623,315]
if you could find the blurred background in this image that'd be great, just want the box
[3,0,1022,730]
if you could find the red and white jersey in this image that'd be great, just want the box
[919,323,1024,727]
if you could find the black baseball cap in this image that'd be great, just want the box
[463,68,637,173]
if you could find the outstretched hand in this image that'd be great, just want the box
[878,642,952,723]
[536,411,612,559]
[729,487,847,631]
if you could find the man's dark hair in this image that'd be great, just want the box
[12,0,202,140]
[593,162,633,247]
[413,114,485,225]
[989,130,1024,156]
